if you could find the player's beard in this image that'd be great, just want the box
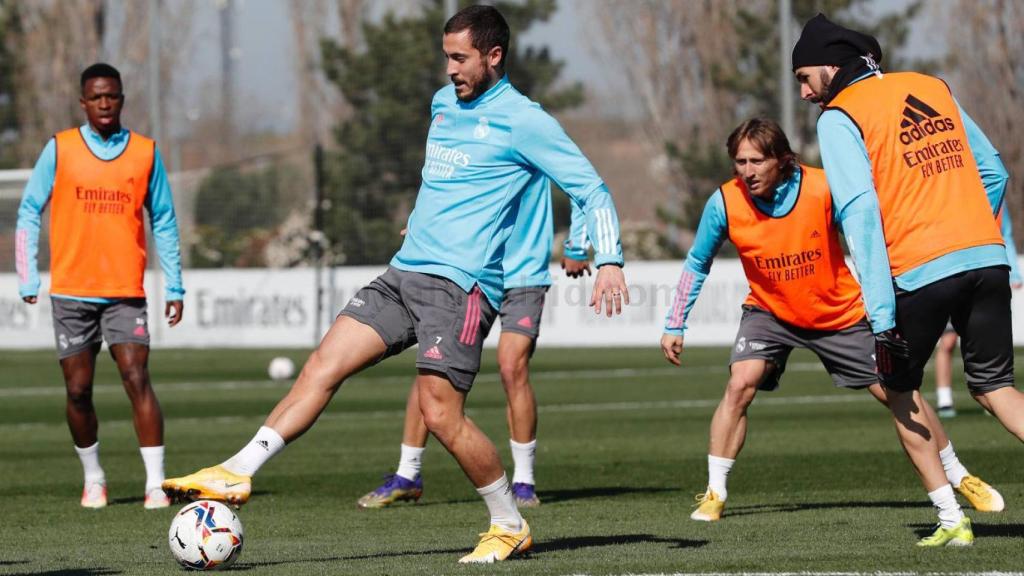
[456,63,494,102]
[809,68,833,107]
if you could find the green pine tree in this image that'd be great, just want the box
[319,0,582,265]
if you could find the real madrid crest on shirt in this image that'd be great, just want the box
[474,116,490,139]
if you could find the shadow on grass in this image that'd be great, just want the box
[538,486,678,504]
[412,486,677,508]
[7,565,121,569]
[230,532,703,569]
[109,490,273,507]
[725,499,930,518]
[910,521,1024,539]
[532,534,707,553]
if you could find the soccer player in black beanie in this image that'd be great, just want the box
[793,13,1024,548]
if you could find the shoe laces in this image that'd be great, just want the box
[959,476,983,496]
[475,526,523,550]
[693,488,714,506]
[376,474,410,493]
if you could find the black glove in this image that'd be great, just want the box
[875,328,910,375]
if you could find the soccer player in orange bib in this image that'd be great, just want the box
[661,118,999,542]
[15,63,185,509]
[792,14,1024,546]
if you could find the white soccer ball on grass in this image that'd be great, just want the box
[267,356,296,381]
[168,500,244,570]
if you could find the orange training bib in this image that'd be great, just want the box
[49,128,154,297]
[722,165,865,330]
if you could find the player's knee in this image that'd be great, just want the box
[420,399,457,437]
[120,366,152,396]
[299,349,340,391]
[724,376,757,405]
[938,332,957,353]
[498,357,528,390]
[66,384,94,408]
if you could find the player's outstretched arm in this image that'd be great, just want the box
[661,333,684,366]
[590,264,628,317]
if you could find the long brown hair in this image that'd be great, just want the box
[726,118,798,180]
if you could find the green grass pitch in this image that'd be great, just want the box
[0,346,1021,575]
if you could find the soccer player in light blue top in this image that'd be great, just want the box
[793,13,1024,547]
[14,63,183,510]
[163,5,628,564]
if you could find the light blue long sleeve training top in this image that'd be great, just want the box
[502,173,554,289]
[562,199,590,261]
[818,78,1010,333]
[392,76,623,307]
[15,124,184,303]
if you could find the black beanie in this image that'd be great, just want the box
[791,13,882,71]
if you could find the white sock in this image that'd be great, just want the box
[140,445,165,492]
[221,426,286,477]
[509,439,537,485]
[476,473,523,532]
[927,483,964,528]
[937,387,954,408]
[74,441,105,485]
[396,444,425,481]
[939,442,969,487]
[708,454,735,501]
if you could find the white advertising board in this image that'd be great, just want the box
[2,259,1023,349]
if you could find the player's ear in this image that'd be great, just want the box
[487,45,503,68]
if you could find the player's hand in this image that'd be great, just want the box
[590,264,629,317]
[561,257,591,278]
[874,327,910,375]
[661,333,684,366]
[166,300,184,327]
[1012,281,1022,290]
[22,295,38,305]
[400,227,407,236]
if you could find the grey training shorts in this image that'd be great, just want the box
[729,305,878,391]
[51,297,150,359]
[338,267,496,391]
[499,287,547,340]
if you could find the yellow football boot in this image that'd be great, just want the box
[690,488,725,521]
[956,475,1005,512]
[917,517,974,547]
[161,465,251,508]
[458,521,532,564]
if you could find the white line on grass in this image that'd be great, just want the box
[0,362,832,398]
[2,385,879,432]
